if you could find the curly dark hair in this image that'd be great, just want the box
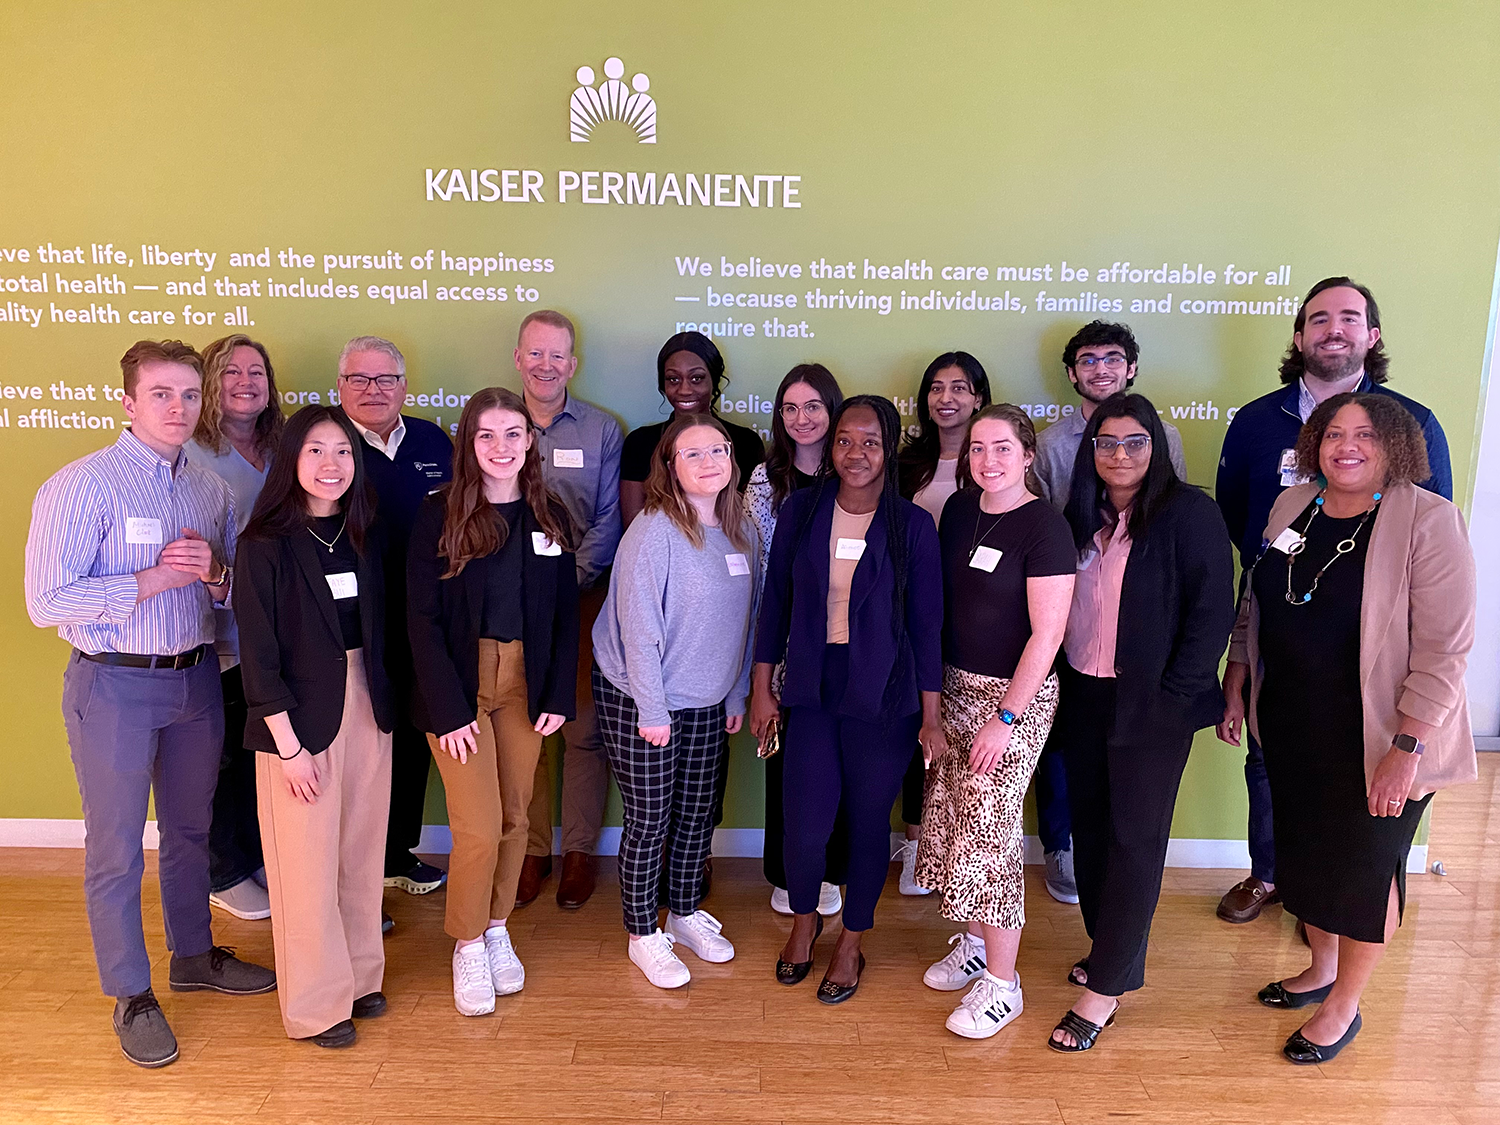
[1278,276,1389,385]
[1062,320,1140,371]
[1294,393,1429,486]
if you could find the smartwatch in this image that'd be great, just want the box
[997,708,1017,726]
[1392,733,1424,756]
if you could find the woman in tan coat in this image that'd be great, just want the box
[1218,392,1476,1065]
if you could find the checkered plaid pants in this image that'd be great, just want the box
[593,664,727,935]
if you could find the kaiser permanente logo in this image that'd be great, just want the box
[570,57,656,143]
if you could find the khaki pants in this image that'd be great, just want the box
[257,650,392,1040]
[526,587,609,856]
[431,639,544,939]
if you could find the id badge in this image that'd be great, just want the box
[125,517,163,545]
[969,545,1003,572]
[1279,448,1311,488]
[531,531,562,556]
[835,537,866,561]
[552,448,584,469]
[325,571,359,599]
[725,552,750,576]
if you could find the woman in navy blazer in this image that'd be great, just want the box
[750,395,943,1003]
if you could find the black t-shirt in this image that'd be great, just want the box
[480,500,526,642]
[619,418,765,491]
[310,515,363,650]
[938,490,1075,679]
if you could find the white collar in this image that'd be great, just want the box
[354,417,406,460]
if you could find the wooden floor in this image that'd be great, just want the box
[3,758,1498,1125]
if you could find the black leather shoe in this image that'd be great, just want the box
[775,915,824,985]
[1258,980,1334,1009]
[815,952,865,1004]
[1048,1003,1118,1052]
[306,1019,357,1049]
[352,991,387,1019]
[1284,1011,1361,1064]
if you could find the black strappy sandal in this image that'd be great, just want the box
[1284,1011,1361,1064]
[1048,1002,1118,1053]
[1067,958,1089,987]
[1258,980,1333,1009]
[775,914,825,985]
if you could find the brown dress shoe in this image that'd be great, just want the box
[516,854,552,908]
[556,851,596,909]
[1216,876,1280,923]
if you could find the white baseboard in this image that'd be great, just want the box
[0,818,159,848]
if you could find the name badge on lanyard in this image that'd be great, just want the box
[1279,448,1313,488]
[835,537,866,561]
[969,545,1003,572]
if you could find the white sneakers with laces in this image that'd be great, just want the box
[485,925,525,995]
[945,971,1023,1039]
[894,838,933,896]
[664,909,736,963]
[923,931,989,991]
[628,929,692,988]
[770,883,844,916]
[452,941,495,1016]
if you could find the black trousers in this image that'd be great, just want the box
[384,720,432,876]
[762,718,850,890]
[208,665,263,892]
[1058,665,1194,997]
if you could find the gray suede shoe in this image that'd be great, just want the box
[169,945,276,995]
[1045,849,1080,904]
[114,989,179,1068]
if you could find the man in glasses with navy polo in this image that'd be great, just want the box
[335,336,453,905]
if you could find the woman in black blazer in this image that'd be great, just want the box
[236,405,394,1051]
[1046,393,1234,1052]
[406,387,579,1018]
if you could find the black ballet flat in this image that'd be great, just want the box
[1067,958,1089,987]
[815,953,865,1004]
[1284,1011,1361,1064]
[775,914,825,986]
[1047,1003,1118,1053]
[1258,980,1333,1009]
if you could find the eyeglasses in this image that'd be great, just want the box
[340,374,404,391]
[1075,353,1129,371]
[780,401,827,420]
[675,443,733,466]
[1093,435,1152,457]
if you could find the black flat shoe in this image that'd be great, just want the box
[775,914,825,985]
[1067,958,1089,987]
[1284,1011,1361,1064]
[352,991,387,1019]
[1047,1003,1118,1052]
[815,953,865,1004]
[306,1019,357,1049]
[1258,980,1333,1009]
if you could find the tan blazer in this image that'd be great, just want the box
[1229,480,1477,799]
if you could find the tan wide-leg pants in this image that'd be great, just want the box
[257,649,392,1040]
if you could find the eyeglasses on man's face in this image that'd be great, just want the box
[340,373,404,391]
[1074,353,1130,371]
[675,443,733,466]
[1092,434,1152,457]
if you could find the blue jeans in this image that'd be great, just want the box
[1033,729,1072,854]
[1244,731,1276,883]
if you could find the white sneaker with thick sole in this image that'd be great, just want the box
[628,930,692,988]
[894,839,933,896]
[484,925,525,995]
[770,887,792,914]
[945,972,1023,1039]
[209,877,272,921]
[452,941,496,1016]
[817,882,843,916]
[923,931,989,991]
[665,909,735,963]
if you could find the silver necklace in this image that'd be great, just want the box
[307,516,347,554]
[1284,491,1380,605]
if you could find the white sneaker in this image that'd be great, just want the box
[452,941,496,1016]
[209,877,272,920]
[484,925,525,996]
[817,882,843,916]
[770,887,792,915]
[923,931,988,991]
[628,929,692,988]
[894,839,932,896]
[945,972,1023,1039]
[665,909,735,963]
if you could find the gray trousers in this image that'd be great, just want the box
[62,651,223,998]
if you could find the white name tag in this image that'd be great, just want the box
[1270,528,1306,555]
[531,531,562,556]
[325,571,358,599]
[969,545,1003,572]
[125,517,163,545]
[1076,546,1098,571]
[725,552,750,576]
[835,537,866,561]
[553,448,584,469]
[1279,448,1312,488]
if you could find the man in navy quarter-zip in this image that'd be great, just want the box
[1213,277,1450,926]
[336,336,454,899]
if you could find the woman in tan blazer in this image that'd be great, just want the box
[1218,392,1476,1065]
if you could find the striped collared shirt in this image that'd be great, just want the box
[25,428,234,656]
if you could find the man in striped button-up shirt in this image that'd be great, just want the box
[25,340,275,1069]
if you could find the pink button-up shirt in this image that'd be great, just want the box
[1064,512,1133,678]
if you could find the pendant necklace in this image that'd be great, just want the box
[1284,490,1380,606]
[308,516,347,554]
[968,494,1020,563]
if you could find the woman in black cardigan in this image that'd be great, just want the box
[407,387,579,1018]
[237,405,394,1050]
[1047,393,1234,1052]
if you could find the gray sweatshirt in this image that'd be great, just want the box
[592,509,761,727]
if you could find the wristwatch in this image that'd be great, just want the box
[1392,733,1425,756]
[997,708,1017,726]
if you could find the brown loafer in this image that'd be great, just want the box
[1216,877,1280,923]
[516,854,552,908]
[556,851,596,909]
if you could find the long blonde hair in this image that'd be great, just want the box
[194,335,285,457]
[643,414,752,552]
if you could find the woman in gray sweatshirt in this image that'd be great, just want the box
[592,413,761,989]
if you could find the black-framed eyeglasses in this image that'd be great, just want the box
[341,374,403,391]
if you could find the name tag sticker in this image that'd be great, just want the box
[553,448,584,469]
[531,531,562,556]
[726,552,750,576]
[1076,546,1098,571]
[125,517,163,545]
[325,571,358,599]
[1278,448,1312,488]
[969,545,1003,572]
[835,537,866,561]
[1270,528,1306,555]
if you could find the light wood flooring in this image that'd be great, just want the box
[2,756,1498,1125]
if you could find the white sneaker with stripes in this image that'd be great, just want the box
[923,931,988,991]
[945,972,1023,1039]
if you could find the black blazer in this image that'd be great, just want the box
[1112,485,1236,733]
[406,493,580,737]
[236,522,395,755]
[754,484,943,719]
